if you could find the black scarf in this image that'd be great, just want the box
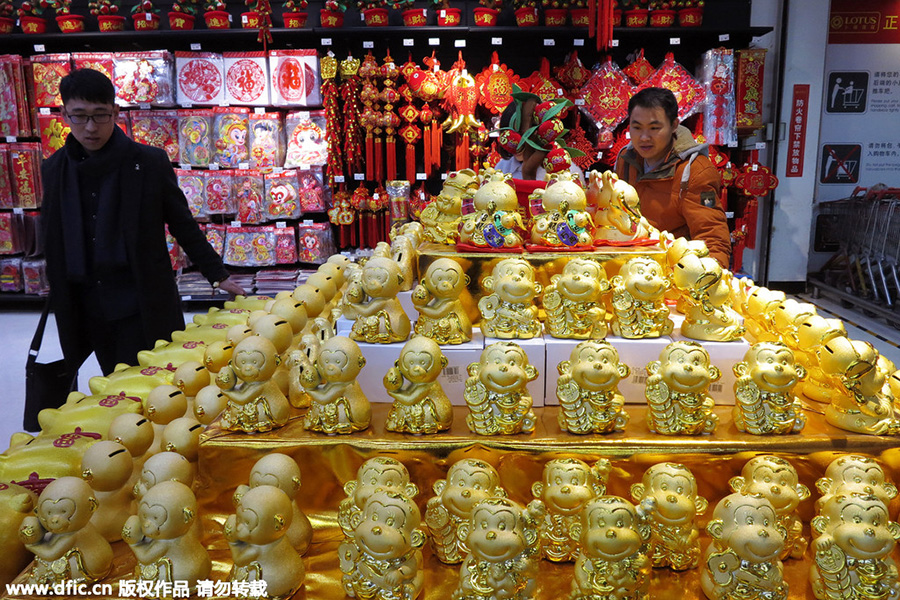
[59,127,131,282]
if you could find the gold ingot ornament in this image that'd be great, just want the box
[729,456,809,561]
[421,169,478,244]
[300,336,371,435]
[529,171,594,248]
[412,258,473,345]
[701,493,787,600]
[453,498,544,600]
[424,459,507,565]
[732,342,807,435]
[645,341,719,435]
[338,490,425,600]
[215,336,291,434]
[478,258,542,339]
[458,168,526,250]
[630,463,707,571]
[383,336,453,434]
[610,257,673,339]
[542,258,610,339]
[810,493,900,600]
[671,252,746,342]
[556,340,629,435]
[569,496,652,600]
[343,256,411,344]
[464,341,538,435]
[531,458,610,562]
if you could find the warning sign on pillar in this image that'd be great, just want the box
[820,144,861,184]
[786,84,810,177]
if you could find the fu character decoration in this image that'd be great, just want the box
[383,336,453,435]
[478,258,542,339]
[339,457,419,539]
[425,459,507,565]
[339,490,425,600]
[122,481,211,592]
[569,496,652,600]
[556,341,630,435]
[729,456,809,561]
[531,458,611,562]
[344,256,412,344]
[645,341,720,435]
[810,493,900,600]
[732,342,807,435]
[543,258,610,340]
[458,168,526,251]
[610,257,674,339]
[452,498,545,600]
[412,258,473,345]
[702,493,788,600]
[225,485,306,600]
[528,172,594,249]
[215,335,291,434]
[630,463,707,571]
[464,342,538,435]
[19,477,113,586]
[300,336,371,435]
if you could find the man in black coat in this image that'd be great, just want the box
[42,68,244,375]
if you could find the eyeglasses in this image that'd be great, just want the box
[66,113,114,125]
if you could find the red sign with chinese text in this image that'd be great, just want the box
[786,84,810,178]
[829,0,900,44]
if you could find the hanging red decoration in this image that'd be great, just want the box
[578,57,634,149]
[475,51,519,115]
[359,52,382,182]
[442,52,481,170]
[637,52,707,120]
[381,51,401,182]
[586,0,613,50]
[340,56,364,177]
[733,164,779,197]
[328,188,356,248]
[623,48,654,85]
[567,112,596,171]
[520,57,564,102]
[554,50,592,98]
[320,53,343,189]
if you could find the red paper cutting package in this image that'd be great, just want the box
[0,146,13,209]
[176,51,225,106]
[175,169,206,218]
[232,169,265,224]
[700,48,737,147]
[0,56,28,136]
[131,110,179,162]
[9,143,42,209]
[113,51,175,107]
[178,109,213,167]
[274,225,297,264]
[249,112,285,168]
[296,221,336,264]
[264,170,302,221]
[22,258,49,295]
[37,111,71,158]
[298,167,326,213]
[223,52,270,106]
[213,107,250,167]
[72,52,115,81]
[31,53,71,108]
[0,257,23,291]
[269,49,321,107]
[202,169,234,215]
[284,110,327,168]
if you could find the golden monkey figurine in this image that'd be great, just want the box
[344,256,411,344]
[733,342,807,435]
[815,454,898,513]
[458,168,526,250]
[478,258,543,339]
[338,457,419,539]
[412,258,473,345]
[464,342,538,435]
[421,169,478,245]
[671,252,746,342]
[542,258,610,340]
[383,336,453,434]
[529,171,594,248]
[610,257,674,339]
[300,336,371,435]
[556,341,630,435]
[645,341,720,435]
[586,170,654,243]
[216,335,291,434]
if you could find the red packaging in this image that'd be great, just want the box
[202,169,234,215]
[736,48,767,132]
[9,143,41,209]
[72,52,115,81]
[269,49,321,107]
[22,257,49,295]
[274,225,297,264]
[131,110,179,162]
[175,168,206,218]
[223,51,269,106]
[0,212,17,254]
[37,111,71,158]
[212,106,250,168]
[205,223,226,256]
[113,51,175,107]
[264,170,302,221]
[31,53,71,108]
[232,169,265,224]
[175,51,225,106]
[297,167,326,212]
[0,147,12,209]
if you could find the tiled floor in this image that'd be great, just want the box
[0,300,898,452]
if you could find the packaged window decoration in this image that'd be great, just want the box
[0,57,26,137]
[296,222,336,264]
[72,52,115,81]
[284,110,327,168]
[298,167,326,213]
[22,258,49,295]
[113,51,176,107]
[175,169,206,218]
[0,257,23,292]
[700,48,737,147]
[37,112,71,159]
[202,169,234,215]
[204,223,227,256]
[269,49,321,107]
[178,109,214,167]
[131,110,179,162]
[9,143,42,209]
[175,51,225,106]
[0,212,22,254]
[249,113,285,168]
[264,170,302,221]
[0,147,12,209]
[232,169,265,224]
[224,225,277,267]
[274,225,298,264]
[223,51,270,106]
[165,225,186,271]
[386,179,410,224]
[213,107,250,168]
[31,53,71,108]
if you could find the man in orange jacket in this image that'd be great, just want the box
[615,87,731,268]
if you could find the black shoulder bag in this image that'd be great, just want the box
[23,301,78,432]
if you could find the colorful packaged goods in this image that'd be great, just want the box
[223,51,270,106]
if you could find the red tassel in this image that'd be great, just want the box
[588,0,595,40]
[386,139,396,181]
[423,129,432,176]
[365,135,374,181]
[406,145,416,182]
[375,137,384,183]
[434,122,442,169]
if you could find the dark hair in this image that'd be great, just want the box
[627,87,679,125]
[59,68,116,106]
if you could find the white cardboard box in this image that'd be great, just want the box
[347,331,485,407]
[483,335,547,407]
[670,330,750,406]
